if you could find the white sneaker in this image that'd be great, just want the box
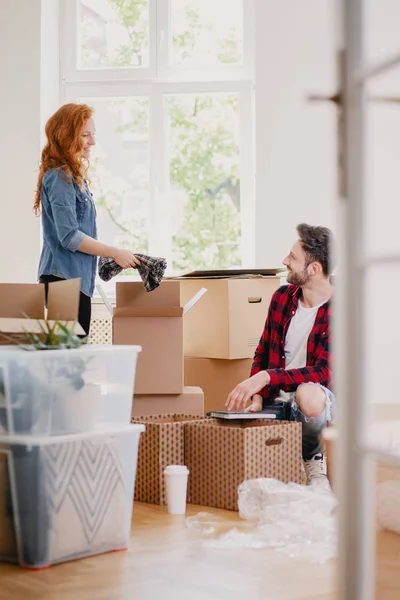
[303,453,331,491]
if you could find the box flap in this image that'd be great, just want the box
[174,268,285,279]
[116,281,181,308]
[96,284,114,316]
[113,288,206,318]
[183,287,207,316]
[0,283,44,319]
[114,306,184,318]
[47,279,80,321]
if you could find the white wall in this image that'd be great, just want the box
[254,0,337,268]
[0,0,59,283]
[254,0,400,406]
[364,1,400,406]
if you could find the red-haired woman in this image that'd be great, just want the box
[35,103,139,336]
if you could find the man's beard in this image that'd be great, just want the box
[287,268,310,286]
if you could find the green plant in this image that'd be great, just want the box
[0,318,86,350]
[24,320,89,391]
[0,319,89,393]
[19,319,87,351]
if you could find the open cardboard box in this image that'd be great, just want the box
[0,279,84,342]
[97,281,207,394]
[172,269,283,359]
[184,418,302,511]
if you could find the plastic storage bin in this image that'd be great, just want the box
[0,345,141,436]
[0,424,145,568]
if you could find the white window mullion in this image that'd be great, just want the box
[149,86,172,264]
[242,0,255,80]
[239,85,255,267]
[63,81,153,100]
[156,0,170,78]
[155,79,252,95]
[149,0,158,76]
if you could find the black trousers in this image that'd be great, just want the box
[39,275,92,337]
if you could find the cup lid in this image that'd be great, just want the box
[164,465,189,475]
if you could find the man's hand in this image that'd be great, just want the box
[244,394,263,412]
[225,371,270,412]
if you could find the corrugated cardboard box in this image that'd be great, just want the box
[176,270,282,359]
[102,281,206,394]
[184,357,253,413]
[131,414,205,505]
[132,386,204,417]
[0,279,84,342]
[185,419,302,511]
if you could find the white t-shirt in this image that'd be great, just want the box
[279,298,328,401]
[284,301,325,370]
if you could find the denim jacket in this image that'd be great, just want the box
[38,168,98,297]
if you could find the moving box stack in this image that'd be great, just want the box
[181,269,283,414]
[105,280,205,506]
[178,270,302,511]
[107,272,303,511]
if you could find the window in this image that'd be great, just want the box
[78,0,150,69]
[61,0,255,289]
[167,92,241,272]
[84,96,150,255]
[169,0,243,68]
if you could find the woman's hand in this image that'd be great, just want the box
[112,249,141,269]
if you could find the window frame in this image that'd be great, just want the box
[61,0,158,81]
[60,0,256,289]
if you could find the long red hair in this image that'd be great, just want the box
[34,103,94,215]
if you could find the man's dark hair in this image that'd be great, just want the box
[296,223,334,277]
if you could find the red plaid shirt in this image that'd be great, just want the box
[250,285,332,404]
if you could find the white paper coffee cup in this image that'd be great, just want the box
[164,465,190,515]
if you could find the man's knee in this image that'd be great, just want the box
[295,384,326,418]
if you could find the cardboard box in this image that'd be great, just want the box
[176,270,282,359]
[99,281,206,394]
[185,419,302,511]
[0,279,84,342]
[131,414,204,505]
[184,357,253,413]
[132,386,204,417]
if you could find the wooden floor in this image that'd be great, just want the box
[1,497,400,600]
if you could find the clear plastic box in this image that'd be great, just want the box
[0,345,141,436]
[0,424,145,568]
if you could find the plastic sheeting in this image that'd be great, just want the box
[377,480,400,535]
[186,478,337,564]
